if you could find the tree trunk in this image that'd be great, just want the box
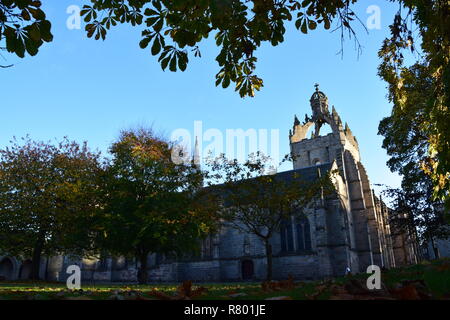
[30,240,44,280]
[137,251,149,285]
[430,236,440,260]
[264,239,273,281]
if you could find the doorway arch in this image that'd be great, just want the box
[0,258,14,280]
[241,260,254,280]
[19,260,32,280]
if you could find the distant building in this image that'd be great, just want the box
[424,229,450,260]
[0,86,419,282]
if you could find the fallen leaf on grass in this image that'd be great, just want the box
[305,284,329,300]
[149,281,207,300]
[228,293,248,298]
[435,264,450,272]
[390,285,421,300]
[261,275,297,293]
[265,296,292,300]
[64,296,94,300]
[329,294,355,300]
[390,280,432,300]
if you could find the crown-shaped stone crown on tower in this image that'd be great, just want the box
[310,83,329,120]
[290,84,353,143]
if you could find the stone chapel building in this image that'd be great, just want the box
[0,86,419,282]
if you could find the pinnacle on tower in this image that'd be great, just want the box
[193,136,201,167]
[331,105,343,129]
[304,114,311,124]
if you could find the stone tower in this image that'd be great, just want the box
[289,85,394,272]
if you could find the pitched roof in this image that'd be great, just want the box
[205,162,334,194]
[274,163,334,183]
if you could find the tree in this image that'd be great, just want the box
[0,0,53,67]
[79,0,362,97]
[0,0,367,75]
[382,180,449,260]
[205,152,333,280]
[3,1,447,224]
[378,1,450,216]
[98,128,218,284]
[0,137,103,279]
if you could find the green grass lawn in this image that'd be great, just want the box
[0,259,449,300]
[0,282,320,300]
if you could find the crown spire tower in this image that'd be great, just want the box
[289,84,360,169]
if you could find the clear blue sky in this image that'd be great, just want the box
[1,0,402,194]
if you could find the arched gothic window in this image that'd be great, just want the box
[296,217,312,251]
[202,236,213,259]
[280,219,294,252]
[243,236,250,255]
